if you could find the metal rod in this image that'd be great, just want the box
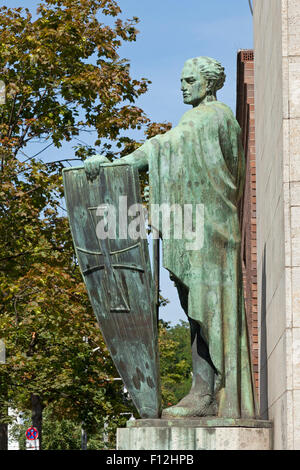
[248,0,253,15]
[153,236,160,325]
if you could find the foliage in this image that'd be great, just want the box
[0,0,152,157]
[8,410,31,450]
[158,320,192,408]
[0,0,174,449]
[8,320,192,449]
[9,405,131,450]
[0,147,128,435]
[0,0,171,439]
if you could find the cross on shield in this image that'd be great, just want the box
[77,205,147,313]
[63,164,161,419]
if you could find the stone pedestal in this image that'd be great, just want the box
[117,418,273,450]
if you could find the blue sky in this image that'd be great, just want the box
[1,0,254,324]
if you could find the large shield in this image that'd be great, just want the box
[63,164,161,418]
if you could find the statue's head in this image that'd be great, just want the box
[181,57,226,107]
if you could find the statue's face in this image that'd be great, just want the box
[181,61,207,107]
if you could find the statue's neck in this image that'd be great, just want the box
[193,95,216,107]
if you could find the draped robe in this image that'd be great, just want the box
[122,100,257,419]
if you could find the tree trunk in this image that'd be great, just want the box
[0,374,8,450]
[0,422,7,450]
[31,394,43,450]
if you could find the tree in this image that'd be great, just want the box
[8,320,192,450]
[0,0,153,157]
[10,404,131,450]
[0,0,171,449]
[158,320,192,409]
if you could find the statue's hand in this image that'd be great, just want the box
[84,154,111,180]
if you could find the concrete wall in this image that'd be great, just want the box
[253,0,300,449]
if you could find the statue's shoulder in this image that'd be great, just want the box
[205,102,241,132]
[205,101,236,121]
[180,101,235,126]
[179,106,212,128]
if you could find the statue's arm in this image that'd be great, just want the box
[84,147,148,180]
[109,148,148,171]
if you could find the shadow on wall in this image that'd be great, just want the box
[260,244,268,419]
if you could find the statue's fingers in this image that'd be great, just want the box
[85,161,95,179]
[84,161,90,176]
[91,165,97,179]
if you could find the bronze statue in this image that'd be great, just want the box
[69,56,257,420]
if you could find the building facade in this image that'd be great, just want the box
[253,0,300,449]
[236,49,258,394]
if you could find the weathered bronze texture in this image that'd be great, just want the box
[63,165,161,418]
[79,56,258,420]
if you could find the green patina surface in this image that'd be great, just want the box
[63,165,161,419]
[80,56,258,420]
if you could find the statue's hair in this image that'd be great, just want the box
[186,56,226,97]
